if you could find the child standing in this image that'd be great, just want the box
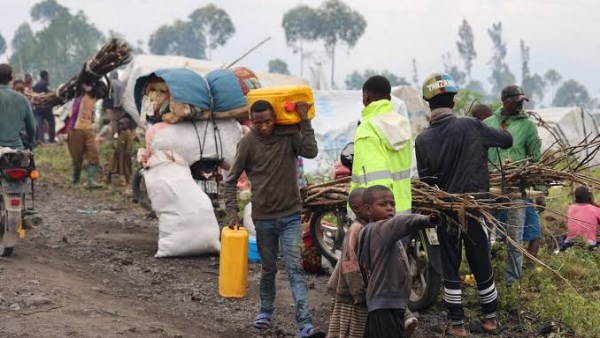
[565,186,600,248]
[109,117,134,184]
[327,188,368,338]
[357,185,439,338]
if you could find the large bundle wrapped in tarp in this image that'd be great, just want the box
[206,69,248,116]
[121,55,307,125]
[134,68,210,124]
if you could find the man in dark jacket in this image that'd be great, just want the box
[224,100,324,338]
[415,73,513,337]
[32,70,55,143]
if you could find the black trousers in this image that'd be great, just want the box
[364,309,405,338]
[35,109,55,142]
[438,212,498,325]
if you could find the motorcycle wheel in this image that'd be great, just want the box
[0,200,14,257]
[309,209,347,266]
[1,247,13,257]
[407,232,442,311]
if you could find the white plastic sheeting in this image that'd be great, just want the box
[531,107,600,165]
[304,90,408,173]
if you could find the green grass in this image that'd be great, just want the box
[495,241,600,337]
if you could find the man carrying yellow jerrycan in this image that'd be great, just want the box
[223,84,325,337]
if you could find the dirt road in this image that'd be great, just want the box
[0,178,334,338]
[0,176,530,338]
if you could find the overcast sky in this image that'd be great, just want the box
[2,0,600,101]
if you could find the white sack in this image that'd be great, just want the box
[144,151,220,257]
[151,119,241,165]
[243,202,255,236]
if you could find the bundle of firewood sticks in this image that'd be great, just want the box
[302,135,600,211]
[27,38,132,108]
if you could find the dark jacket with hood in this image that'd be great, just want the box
[414,108,513,196]
[358,214,436,311]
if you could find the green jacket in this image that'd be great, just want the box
[484,108,541,166]
[351,100,412,213]
[0,85,36,149]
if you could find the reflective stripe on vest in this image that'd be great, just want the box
[351,169,411,185]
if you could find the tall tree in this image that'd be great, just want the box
[9,7,104,84]
[11,23,34,52]
[442,52,466,86]
[268,58,290,75]
[0,34,6,57]
[149,20,205,59]
[10,24,34,75]
[345,69,409,90]
[552,79,591,108]
[544,69,562,105]
[282,5,319,77]
[315,0,366,88]
[520,39,545,104]
[412,58,419,87]
[465,80,486,95]
[30,0,68,23]
[456,19,477,81]
[544,69,562,86]
[487,22,515,95]
[188,4,235,60]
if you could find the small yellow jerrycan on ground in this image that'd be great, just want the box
[219,226,249,298]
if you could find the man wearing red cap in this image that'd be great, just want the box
[485,85,541,285]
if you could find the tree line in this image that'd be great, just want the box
[0,0,594,109]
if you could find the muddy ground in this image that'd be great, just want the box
[0,166,540,338]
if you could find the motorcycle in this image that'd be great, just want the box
[0,148,40,257]
[307,143,443,311]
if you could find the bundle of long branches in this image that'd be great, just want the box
[302,176,351,207]
[28,38,132,108]
[488,134,600,191]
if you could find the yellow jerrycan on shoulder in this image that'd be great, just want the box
[246,85,315,125]
[219,226,249,298]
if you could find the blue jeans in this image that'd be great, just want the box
[505,204,526,284]
[254,212,312,327]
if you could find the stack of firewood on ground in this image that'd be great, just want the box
[26,38,132,109]
[302,136,600,292]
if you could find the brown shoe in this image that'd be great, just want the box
[445,323,468,337]
[482,318,500,334]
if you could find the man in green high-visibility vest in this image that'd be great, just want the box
[350,75,412,214]
[350,75,419,336]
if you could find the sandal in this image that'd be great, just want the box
[297,323,325,338]
[253,313,272,330]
